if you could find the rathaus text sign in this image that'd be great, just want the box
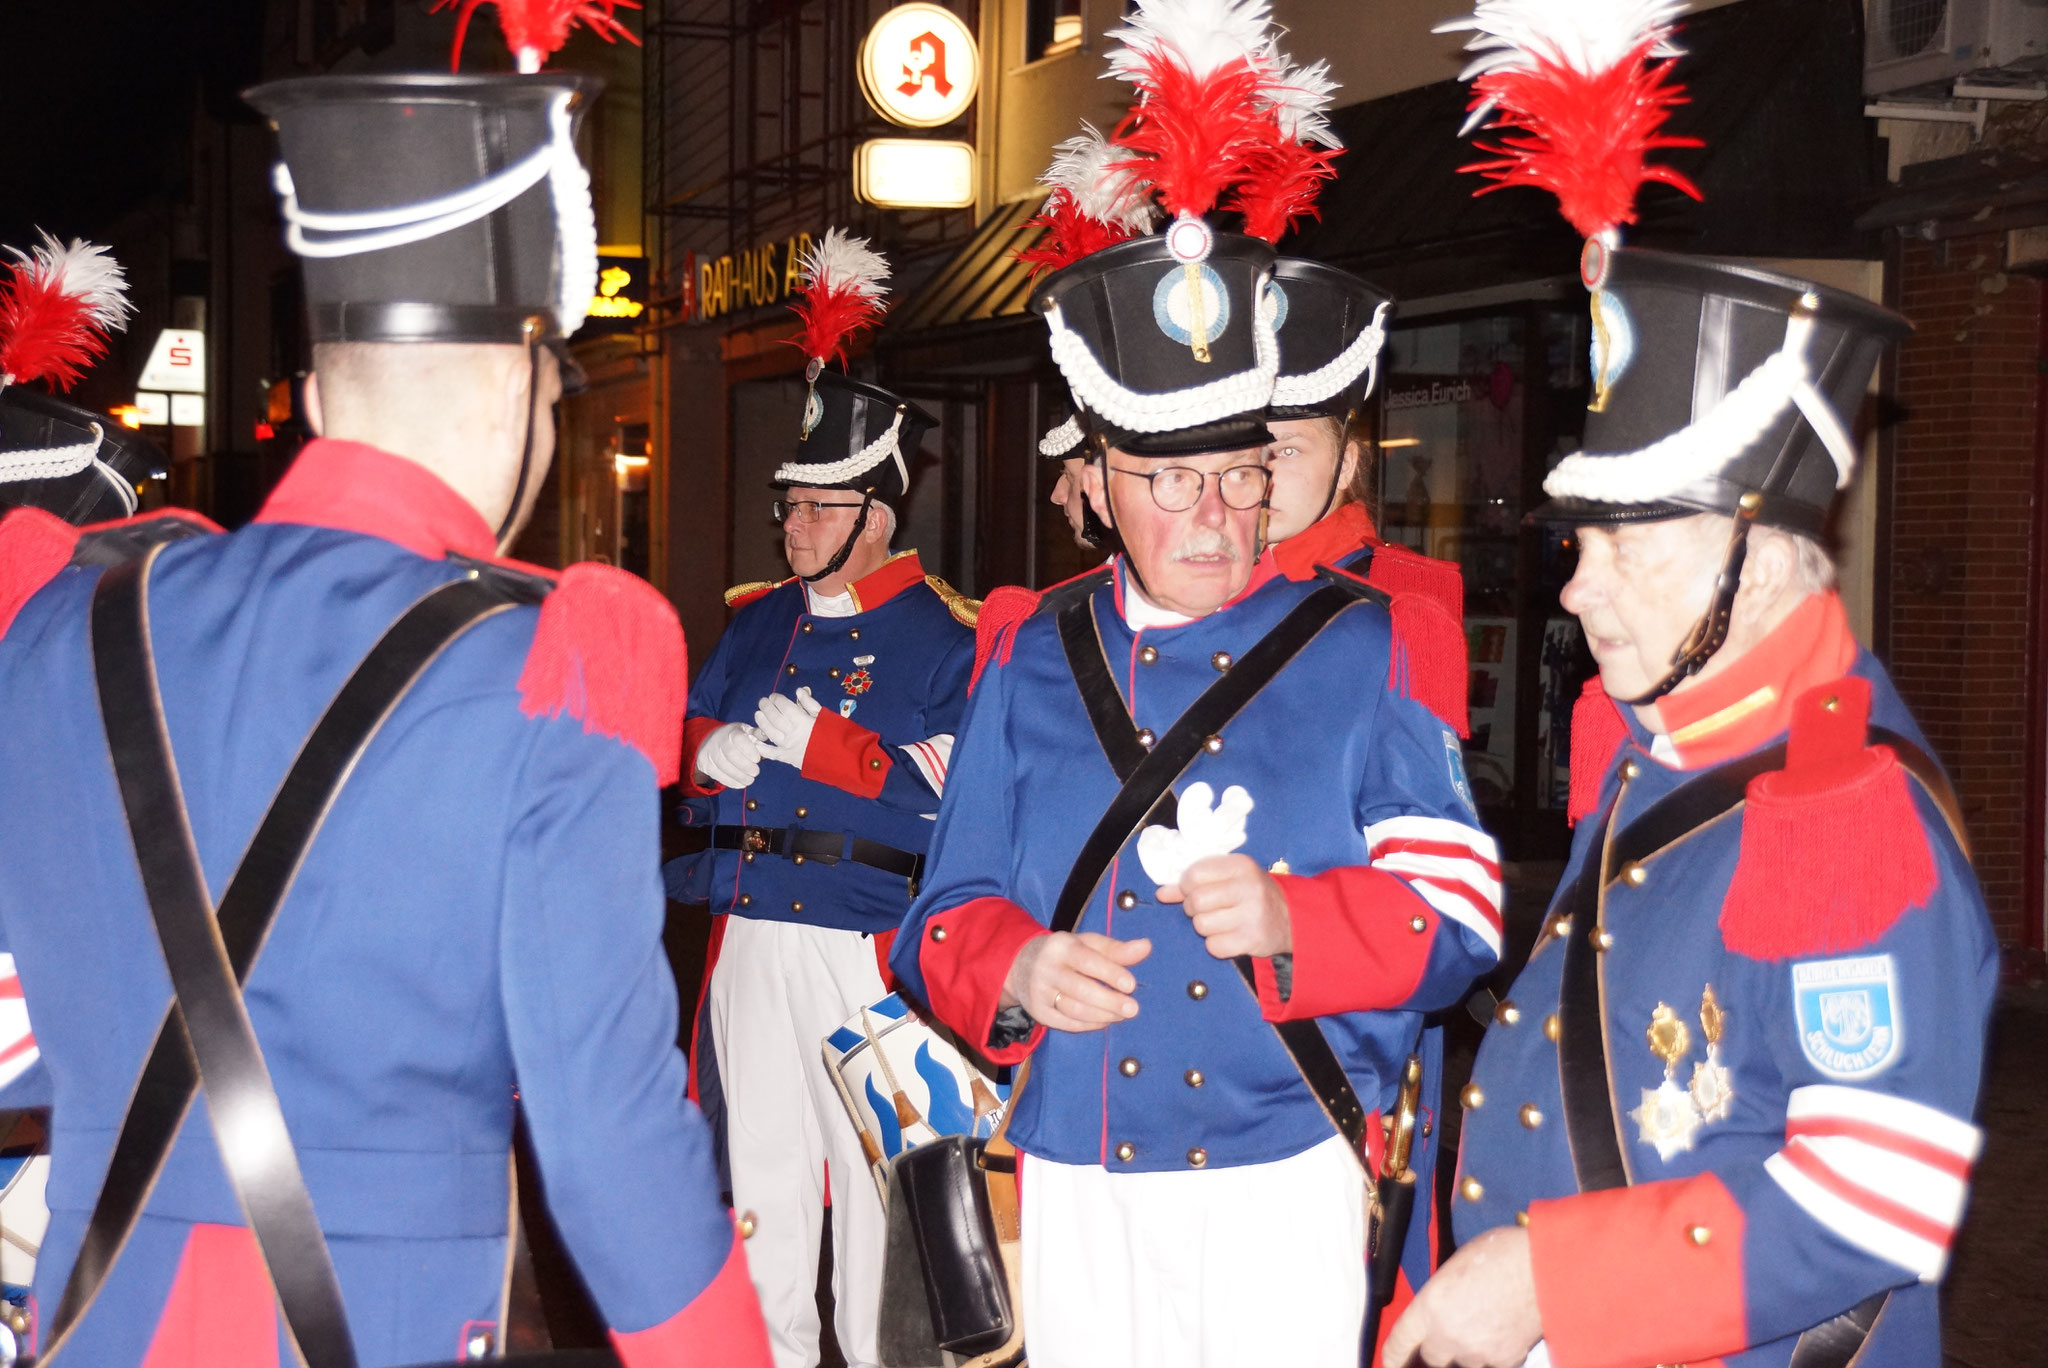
[686,232,817,324]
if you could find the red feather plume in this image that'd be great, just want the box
[1111,56,1269,221]
[1460,39,1701,240]
[784,229,891,369]
[1016,190,1140,278]
[436,0,640,72]
[0,235,133,394]
[1229,113,1343,245]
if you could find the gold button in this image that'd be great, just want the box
[795,806,808,818]
[801,622,813,633]
[1137,729,1156,749]
[1460,1176,1484,1202]
[743,851,755,863]
[1119,1057,1140,1077]
[1594,929,1615,952]
[737,1210,758,1239]
[745,798,758,811]
[1552,915,1573,939]
[869,758,882,769]
[1211,652,1233,671]
[1187,981,1208,1000]
[1821,694,1839,713]
[1621,861,1647,887]
[739,894,752,907]
[1115,1142,1136,1162]
[1185,1069,1204,1087]
[1139,645,1159,664]
[785,664,798,675]
[829,668,842,679]
[792,901,803,913]
[1687,1224,1712,1246]
[1543,1013,1561,1042]
[793,854,807,866]
[1519,1103,1543,1129]
[1461,1083,1484,1109]
[1409,914,1428,933]
[1203,734,1224,754]
[1495,999,1521,1026]
[1622,759,1640,781]
[930,924,947,943]
[1421,1118,1432,1137]
[1187,1147,1208,1168]
[849,629,861,640]
[1117,890,1137,910]
[1515,1209,1530,1227]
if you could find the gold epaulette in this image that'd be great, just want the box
[924,574,981,627]
[723,579,788,608]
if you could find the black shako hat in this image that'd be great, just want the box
[0,388,159,523]
[1033,227,1279,458]
[1266,258,1393,422]
[1533,246,1913,536]
[771,370,936,504]
[244,73,601,346]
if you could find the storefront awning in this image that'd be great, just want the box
[879,194,1052,376]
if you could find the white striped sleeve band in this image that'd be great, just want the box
[1764,1083,1981,1282]
[1363,814,1504,960]
[0,955,38,1092]
[898,734,955,796]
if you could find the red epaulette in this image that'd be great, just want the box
[723,577,792,610]
[1567,676,1629,826]
[514,560,689,787]
[1363,543,1469,738]
[970,584,1040,694]
[1,506,222,641]
[1720,678,1937,961]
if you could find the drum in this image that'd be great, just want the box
[822,993,1009,1201]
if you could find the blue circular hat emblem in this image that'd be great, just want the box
[1153,264,1231,349]
[1265,281,1290,332]
[801,389,824,438]
[1588,289,1636,395]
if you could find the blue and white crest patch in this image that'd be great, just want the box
[1153,264,1231,348]
[1444,731,1475,814]
[1792,955,1901,1079]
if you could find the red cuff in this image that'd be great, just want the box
[1259,869,1436,1020]
[1529,1174,1747,1368]
[610,1220,773,1368]
[801,708,891,798]
[918,896,1048,1065]
[679,715,729,796]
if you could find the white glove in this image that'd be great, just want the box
[1136,782,1255,888]
[756,687,823,769]
[694,722,764,789]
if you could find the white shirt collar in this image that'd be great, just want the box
[806,586,857,619]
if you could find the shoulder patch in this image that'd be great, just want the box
[0,506,83,642]
[518,562,689,786]
[1792,954,1902,1079]
[970,583,1042,694]
[724,579,788,609]
[923,573,980,627]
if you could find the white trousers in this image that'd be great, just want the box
[1021,1135,1367,1368]
[709,915,888,1368]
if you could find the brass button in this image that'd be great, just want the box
[869,758,883,769]
[792,901,803,913]
[1494,999,1521,1026]
[1421,1118,1432,1137]
[1211,652,1233,671]
[1460,1175,1484,1202]
[792,854,805,865]
[1460,1082,1484,1110]
[1187,980,1209,1000]
[1515,1209,1530,1228]
[850,629,861,640]
[743,851,755,863]
[1115,1142,1136,1162]
[801,622,813,633]
[1119,1057,1140,1077]
[829,668,842,679]
[930,924,947,943]
[1551,915,1573,939]
[1543,1013,1561,1042]
[1117,890,1138,910]
[1409,914,1428,933]
[795,806,808,818]
[1687,1224,1712,1246]
[739,894,752,907]
[737,1210,758,1239]
[1821,694,1839,713]
[746,798,758,811]
[1187,1147,1208,1168]
[1594,929,1615,952]
[1203,734,1224,754]
[1137,728,1156,749]
[1139,645,1159,664]
[1621,759,1640,781]
[1621,861,1647,887]
[1185,1069,1204,1087]
[1519,1103,1543,1129]
[785,664,798,675]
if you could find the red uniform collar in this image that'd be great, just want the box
[1651,591,1860,769]
[844,549,928,613]
[254,439,497,561]
[1272,500,1379,582]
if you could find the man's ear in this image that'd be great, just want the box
[1733,525,1798,630]
[303,371,325,438]
[864,501,892,544]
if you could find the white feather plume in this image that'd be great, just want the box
[800,227,891,302]
[1263,53,1342,148]
[9,231,135,332]
[1106,0,1276,83]
[1043,122,1161,233]
[1436,0,1687,80]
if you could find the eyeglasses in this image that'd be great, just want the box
[1109,464,1273,512]
[773,499,867,524]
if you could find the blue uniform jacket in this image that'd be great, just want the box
[0,441,764,1368]
[1454,633,1995,1368]
[670,552,975,935]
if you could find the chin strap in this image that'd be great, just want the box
[1615,492,1763,706]
[495,325,545,552]
[801,492,874,584]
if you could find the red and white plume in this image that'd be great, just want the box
[1438,0,1700,241]
[1105,0,1279,222]
[0,232,134,394]
[436,0,640,73]
[788,229,891,370]
[1017,122,1160,278]
[1231,52,1344,244]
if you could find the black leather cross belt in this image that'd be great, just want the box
[710,824,924,890]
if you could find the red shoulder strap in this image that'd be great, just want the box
[517,562,689,786]
[970,583,1040,694]
[1567,677,1629,826]
[0,507,83,641]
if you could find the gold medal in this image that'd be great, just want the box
[1632,1003,1704,1160]
[1688,984,1735,1123]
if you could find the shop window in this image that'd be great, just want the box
[1374,305,1595,859]
[1026,0,1085,62]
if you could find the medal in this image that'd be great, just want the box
[1688,984,1735,1122]
[1631,1003,1703,1160]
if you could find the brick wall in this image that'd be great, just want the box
[1888,233,2039,947]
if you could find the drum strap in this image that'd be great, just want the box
[50,550,537,1366]
[1053,575,1374,1158]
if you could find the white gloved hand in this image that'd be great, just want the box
[1135,782,1255,888]
[756,687,823,769]
[695,721,764,789]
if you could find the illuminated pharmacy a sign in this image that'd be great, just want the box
[859,3,979,129]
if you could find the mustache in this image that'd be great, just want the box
[1169,527,1241,563]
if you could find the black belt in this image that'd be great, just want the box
[710,824,924,891]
